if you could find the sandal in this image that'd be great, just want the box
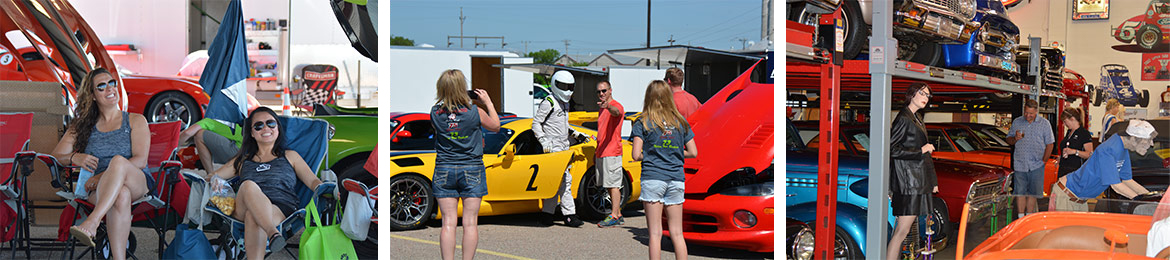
[267,232,286,252]
[69,226,96,247]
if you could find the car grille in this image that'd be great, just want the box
[921,0,972,20]
[966,178,1005,207]
[683,214,718,233]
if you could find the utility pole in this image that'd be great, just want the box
[459,7,467,48]
[734,37,748,49]
[646,0,651,48]
[562,39,571,55]
[522,40,530,54]
[667,35,675,46]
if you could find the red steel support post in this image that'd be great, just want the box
[814,8,843,260]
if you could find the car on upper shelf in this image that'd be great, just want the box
[1111,0,1170,51]
[1012,45,1065,92]
[1095,64,1150,107]
[788,120,1012,258]
[788,0,1026,80]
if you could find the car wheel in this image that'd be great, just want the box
[145,92,201,129]
[1093,87,1104,106]
[839,0,865,60]
[919,196,952,252]
[908,42,944,67]
[1138,26,1161,50]
[576,167,632,220]
[389,174,434,230]
[828,226,863,260]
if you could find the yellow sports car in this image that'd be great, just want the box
[388,117,642,230]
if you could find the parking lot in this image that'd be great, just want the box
[390,208,775,259]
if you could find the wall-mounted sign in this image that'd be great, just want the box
[1141,53,1170,81]
[1073,0,1110,20]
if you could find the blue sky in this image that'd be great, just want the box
[389,0,765,57]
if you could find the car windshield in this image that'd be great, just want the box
[974,128,1010,147]
[946,128,988,152]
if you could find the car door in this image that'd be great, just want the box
[483,129,574,201]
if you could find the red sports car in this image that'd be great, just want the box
[673,61,775,252]
[389,112,436,151]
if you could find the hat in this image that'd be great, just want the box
[1121,119,1156,139]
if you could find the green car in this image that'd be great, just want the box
[312,109,377,180]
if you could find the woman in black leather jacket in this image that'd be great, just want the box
[886,82,939,260]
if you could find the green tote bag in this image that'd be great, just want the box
[300,197,358,259]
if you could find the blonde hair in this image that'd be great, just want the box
[640,80,688,133]
[1105,98,1122,115]
[435,69,471,112]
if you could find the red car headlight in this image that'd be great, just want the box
[733,210,757,228]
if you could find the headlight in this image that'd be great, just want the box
[792,227,815,260]
[958,0,977,20]
[974,42,984,52]
[718,182,775,196]
[733,210,757,228]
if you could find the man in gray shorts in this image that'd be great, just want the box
[594,81,626,227]
[179,118,243,171]
[1006,99,1054,218]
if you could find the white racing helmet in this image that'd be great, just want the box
[550,70,575,102]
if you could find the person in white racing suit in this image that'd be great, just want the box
[533,70,589,227]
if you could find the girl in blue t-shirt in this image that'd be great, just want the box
[430,69,500,260]
[631,80,698,260]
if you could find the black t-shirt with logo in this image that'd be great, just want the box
[1058,127,1092,177]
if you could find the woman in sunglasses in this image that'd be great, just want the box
[51,68,151,260]
[206,107,326,259]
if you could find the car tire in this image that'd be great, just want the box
[920,196,952,251]
[909,42,944,67]
[840,0,865,60]
[389,174,434,230]
[826,225,863,260]
[1138,26,1161,50]
[1093,88,1104,106]
[145,91,201,129]
[576,167,633,221]
[1139,89,1150,107]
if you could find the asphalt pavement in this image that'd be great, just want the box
[391,209,776,259]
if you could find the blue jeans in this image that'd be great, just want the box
[432,164,488,198]
[1013,167,1045,196]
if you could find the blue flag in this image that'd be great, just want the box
[199,0,250,125]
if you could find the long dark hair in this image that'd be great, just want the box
[232,107,287,174]
[69,67,113,153]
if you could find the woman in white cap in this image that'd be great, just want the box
[1050,119,1157,211]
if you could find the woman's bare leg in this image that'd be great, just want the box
[235,180,281,237]
[102,187,132,260]
[644,201,664,260]
[887,215,917,260]
[244,206,285,260]
[460,197,482,260]
[80,156,148,231]
[437,198,459,260]
[665,204,686,260]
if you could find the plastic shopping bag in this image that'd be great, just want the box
[209,177,236,215]
[340,190,374,240]
[300,196,357,260]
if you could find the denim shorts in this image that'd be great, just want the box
[639,179,684,205]
[1012,167,1045,196]
[432,164,488,198]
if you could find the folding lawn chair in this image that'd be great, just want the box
[291,64,344,115]
[35,120,186,259]
[183,116,336,260]
[0,112,44,258]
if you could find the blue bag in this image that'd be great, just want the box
[162,223,215,260]
[73,169,94,198]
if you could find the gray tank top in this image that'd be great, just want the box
[85,112,134,173]
[431,104,484,165]
[238,156,297,208]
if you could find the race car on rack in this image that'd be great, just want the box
[1095,64,1150,107]
[788,120,1012,258]
[673,62,775,252]
[1111,0,1170,51]
[387,117,643,230]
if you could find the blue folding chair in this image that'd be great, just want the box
[183,116,336,259]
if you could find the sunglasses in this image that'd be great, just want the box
[95,80,118,92]
[252,119,278,131]
[597,88,609,94]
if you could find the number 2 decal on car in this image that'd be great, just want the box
[525,164,539,191]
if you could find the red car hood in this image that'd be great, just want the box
[682,61,774,194]
[121,73,201,86]
[933,158,1006,182]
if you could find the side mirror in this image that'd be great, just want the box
[392,130,412,143]
[505,144,516,158]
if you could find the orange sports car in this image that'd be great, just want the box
[962,209,1167,259]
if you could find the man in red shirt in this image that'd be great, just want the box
[593,81,626,227]
[665,67,701,119]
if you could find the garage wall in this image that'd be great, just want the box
[72,0,188,76]
[1008,0,1166,136]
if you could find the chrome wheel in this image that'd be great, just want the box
[389,174,433,230]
